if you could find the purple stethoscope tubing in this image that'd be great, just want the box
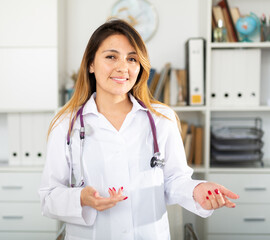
[66,99,164,188]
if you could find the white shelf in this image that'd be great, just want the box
[0,165,44,172]
[209,167,270,174]
[210,42,270,49]
[210,106,270,112]
[171,106,207,112]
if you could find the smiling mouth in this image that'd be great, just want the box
[110,77,129,83]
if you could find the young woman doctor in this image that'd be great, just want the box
[39,19,239,240]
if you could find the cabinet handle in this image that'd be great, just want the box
[2,216,24,220]
[244,218,266,222]
[2,186,23,190]
[244,187,266,191]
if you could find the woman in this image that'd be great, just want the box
[39,19,239,240]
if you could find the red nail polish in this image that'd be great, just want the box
[113,187,116,191]
[214,189,219,194]
[121,186,123,190]
[208,190,212,195]
[206,196,209,200]
[109,188,112,192]
[123,197,128,200]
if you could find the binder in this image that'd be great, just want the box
[185,38,205,105]
[211,49,261,107]
[7,113,21,165]
[20,113,34,165]
[32,113,52,165]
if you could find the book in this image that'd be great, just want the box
[217,0,238,42]
[184,133,192,163]
[222,8,234,42]
[177,69,187,106]
[147,68,156,87]
[194,126,203,165]
[163,70,170,105]
[154,63,171,100]
[169,68,178,106]
[149,72,160,95]
[187,125,196,165]
[180,121,189,143]
[230,7,242,41]
[212,6,226,28]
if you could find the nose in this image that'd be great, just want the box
[116,59,128,73]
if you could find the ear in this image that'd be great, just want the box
[89,64,94,73]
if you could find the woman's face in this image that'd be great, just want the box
[90,34,141,98]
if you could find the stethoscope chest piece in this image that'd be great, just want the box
[150,152,165,168]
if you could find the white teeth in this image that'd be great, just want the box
[111,78,127,81]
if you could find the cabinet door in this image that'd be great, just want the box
[0,202,57,231]
[0,48,58,110]
[0,232,57,240]
[0,0,57,47]
[0,172,42,201]
[208,173,270,203]
[207,204,270,234]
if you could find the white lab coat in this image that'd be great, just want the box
[39,93,212,240]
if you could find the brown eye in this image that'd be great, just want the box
[106,55,116,59]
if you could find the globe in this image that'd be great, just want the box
[236,13,259,42]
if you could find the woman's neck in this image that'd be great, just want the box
[95,92,133,115]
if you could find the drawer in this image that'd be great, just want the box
[0,202,57,231]
[208,234,270,240]
[0,232,57,240]
[208,173,270,203]
[207,204,270,234]
[0,172,41,201]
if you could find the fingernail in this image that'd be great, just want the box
[208,190,212,195]
[123,197,128,200]
[232,205,236,208]
[109,188,112,192]
[206,196,209,200]
[121,186,123,190]
[214,189,219,194]
[113,187,116,191]
[94,192,98,197]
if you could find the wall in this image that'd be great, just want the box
[65,0,206,77]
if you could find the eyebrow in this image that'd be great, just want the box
[102,49,137,55]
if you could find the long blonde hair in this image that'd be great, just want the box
[48,19,172,137]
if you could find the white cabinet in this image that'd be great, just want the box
[0,48,58,111]
[0,170,59,239]
[0,0,62,111]
[0,1,64,238]
[0,0,57,47]
[207,173,270,238]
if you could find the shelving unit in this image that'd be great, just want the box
[0,0,66,239]
[177,0,270,239]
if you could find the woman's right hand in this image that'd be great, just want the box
[80,186,128,211]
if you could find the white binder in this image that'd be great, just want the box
[186,38,205,105]
[32,112,53,165]
[211,49,261,107]
[20,113,34,165]
[7,113,21,165]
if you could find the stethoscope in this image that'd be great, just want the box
[66,99,165,188]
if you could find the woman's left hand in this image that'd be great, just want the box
[193,182,239,210]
